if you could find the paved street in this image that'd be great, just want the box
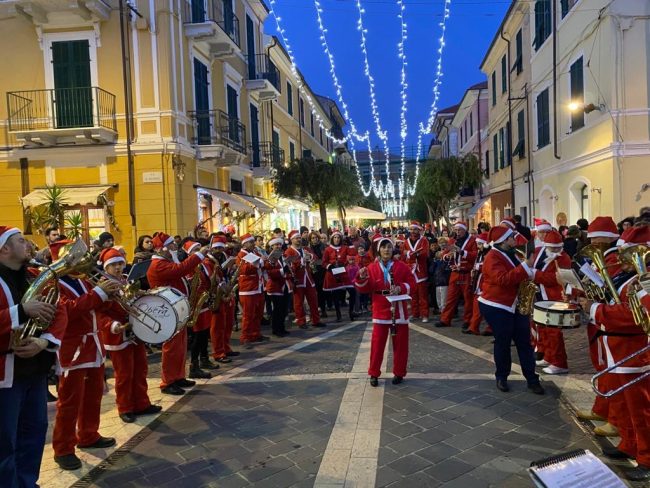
[40,312,643,488]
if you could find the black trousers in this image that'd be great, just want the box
[190,329,210,363]
[270,293,289,334]
[347,287,357,318]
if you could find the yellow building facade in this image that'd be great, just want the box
[0,0,340,255]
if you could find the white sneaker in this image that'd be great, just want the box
[543,365,569,375]
[536,359,549,367]
[422,318,429,323]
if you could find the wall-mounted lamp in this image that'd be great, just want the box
[635,183,649,202]
[591,187,602,194]
[568,101,605,114]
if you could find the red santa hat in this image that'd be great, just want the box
[500,218,517,230]
[239,233,254,245]
[514,233,529,247]
[347,245,358,257]
[374,236,394,249]
[534,219,552,232]
[396,234,406,243]
[454,221,468,231]
[152,232,174,250]
[210,235,227,248]
[288,230,300,242]
[49,239,73,261]
[587,216,619,239]
[488,226,514,245]
[0,227,21,249]
[371,233,384,243]
[475,232,489,245]
[409,221,423,231]
[618,226,650,248]
[268,236,283,247]
[542,230,564,248]
[98,247,126,268]
[330,230,343,239]
[183,240,200,254]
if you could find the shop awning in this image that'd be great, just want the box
[20,185,112,208]
[196,187,251,214]
[330,206,386,220]
[467,197,489,218]
[232,193,274,214]
[276,197,311,212]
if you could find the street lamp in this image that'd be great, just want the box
[568,101,604,114]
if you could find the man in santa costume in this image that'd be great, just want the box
[52,241,122,470]
[530,230,572,374]
[404,221,430,322]
[237,233,266,348]
[464,232,492,336]
[208,235,238,362]
[0,227,67,484]
[98,248,161,424]
[322,230,352,322]
[355,236,416,386]
[265,236,292,337]
[285,230,323,329]
[579,225,650,482]
[436,221,477,329]
[478,226,544,395]
[147,232,206,396]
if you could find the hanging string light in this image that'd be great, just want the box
[396,0,409,197]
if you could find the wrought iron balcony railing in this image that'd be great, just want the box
[249,141,285,168]
[183,0,240,47]
[246,54,280,92]
[189,109,247,154]
[7,87,116,133]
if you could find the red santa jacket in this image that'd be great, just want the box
[531,248,572,301]
[236,249,264,295]
[356,253,372,269]
[444,235,478,273]
[0,271,67,388]
[147,252,204,293]
[265,257,293,295]
[404,237,429,283]
[478,248,536,313]
[285,246,316,288]
[355,259,416,325]
[588,274,650,374]
[323,245,352,291]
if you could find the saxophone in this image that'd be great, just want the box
[184,265,210,328]
[514,247,538,316]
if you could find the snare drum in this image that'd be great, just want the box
[533,301,581,329]
[129,287,190,344]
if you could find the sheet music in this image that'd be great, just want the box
[331,266,347,275]
[580,263,604,287]
[558,269,584,291]
[385,294,412,303]
[243,253,260,264]
[529,450,625,488]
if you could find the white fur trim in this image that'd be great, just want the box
[589,302,601,324]
[587,231,619,239]
[491,228,513,245]
[268,237,283,247]
[103,256,125,268]
[478,296,517,313]
[454,223,468,231]
[93,286,109,302]
[0,228,20,249]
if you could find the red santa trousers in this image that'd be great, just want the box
[211,303,235,358]
[293,286,320,326]
[410,281,429,319]
[53,365,105,456]
[587,325,610,420]
[368,324,409,378]
[160,327,187,388]
[109,343,151,414]
[240,294,263,343]
[468,295,492,334]
[440,272,473,325]
[540,327,568,369]
[609,375,650,466]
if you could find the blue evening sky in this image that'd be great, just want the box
[265,0,511,150]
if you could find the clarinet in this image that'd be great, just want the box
[389,265,397,336]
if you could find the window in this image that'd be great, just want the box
[533,0,552,51]
[491,71,497,106]
[570,56,585,131]
[485,151,490,177]
[286,82,293,116]
[230,178,243,193]
[289,141,296,161]
[299,98,305,127]
[505,121,512,166]
[310,113,314,136]
[501,55,507,93]
[513,109,525,158]
[499,127,505,169]
[302,148,312,159]
[493,134,499,172]
[319,127,323,146]
[469,112,473,136]
[561,0,578,18]
[464,120,468,143]
[460,126,464,147]
[64,206,106,243]
[536,88,550,148]
[513,29,523,75]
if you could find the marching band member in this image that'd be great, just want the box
[355,236,415,386]
[0,227,67,485]
[436,221,477,330]
[265,236,292,337]
[52,241,122,470]
[322,231,352,322]
[404,221,430,322]
[533,219,553,248]
[285,230,323,329]
[208,236,238,363]
[478,226,544,395]
[579,225,650,482]
[237,233,266,348]
[97,248,161,424]
[464,232,492,336]
[530,230,572,374]
[147,232,206,396]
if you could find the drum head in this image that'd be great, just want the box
[129,294,179,344]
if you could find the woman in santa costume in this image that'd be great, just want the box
[236,233,266,348]
[404,221,430,322]
[208,235,238,362]
[52,241,122,470]
[355,236,416,386]
[464,232,492,336]
[265,236,292,337]
[0,227,67,484]
[285,230,323,329]
[478,226,544,395]
[579,225,650,482]
[97,248,161,424]
[322,231,352,322]
[146,232,206,396]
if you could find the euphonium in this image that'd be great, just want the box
[619,244,650,332]
[576,243,621,304]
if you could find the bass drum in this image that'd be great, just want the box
[129,287,190,344]
[533,300,581,329]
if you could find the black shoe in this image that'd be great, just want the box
[461,328,476,335]
[175,378,196,387]
[462,322,470,330]
[528,383,545,395]
[349,313,357,321]
[134,405,162,416]
[54,454,82,470]
[47,390,58,403]
[481,330,494,336]
[312,323,326,328]
[624,465,650,481]
[602,446,633,460]
[392,376,403,385]
[244,342,254,349]
[216,356,232,363]
[254,335,270,342]
[161,384,186,395]
[496,379,510,392]
[321,311,329,318]
[282,330,290,336]
[189,366,211,379]
[226,351,240,357]
[370,376,379,387]
[78,436,116,449]
[120,412,136,423]
[336,311,342,322]
[535,351,545,361]
[272,332,286,337]
[434,322,450,328]
[200,359,220,370]
[298,324,308,329]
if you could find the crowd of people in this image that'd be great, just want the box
[1,205,649,485]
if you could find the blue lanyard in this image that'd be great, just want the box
[379,260,393,284]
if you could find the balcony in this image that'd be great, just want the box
[182,0,241,60]
[188,109,247,166]
[249,141,284,177]
[9,0,111,26]
[7,87,117,147]
[246,54,280,102]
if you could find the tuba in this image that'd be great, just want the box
[576,243,621,304]
[619,244,650,332]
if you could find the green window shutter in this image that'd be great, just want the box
[493,134,499,172]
